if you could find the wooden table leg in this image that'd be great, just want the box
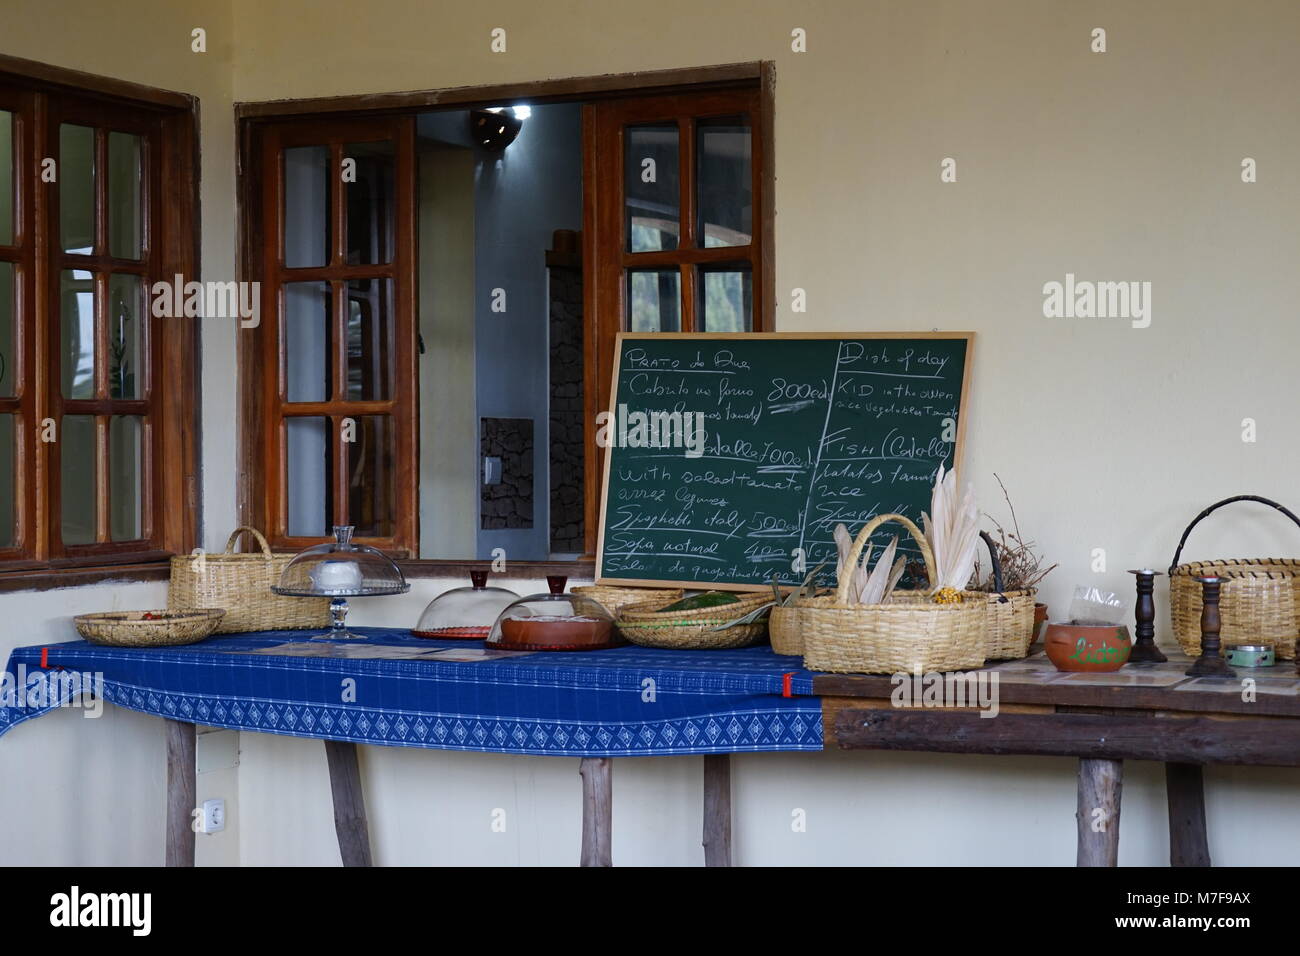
[1076,757,1123,866]
[324,740,373,867]
[703,754,732,867]
[1166,762,1211,867]
[165,719,196,867]
[579,757,612,866]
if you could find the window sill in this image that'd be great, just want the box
[0,561,172,594]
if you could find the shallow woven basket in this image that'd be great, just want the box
[169,526,330,634]
[75,609,226,647]
[1168,496,1300,660]
[800,514,987,674]
[616,592,773,650]
[572,585,684,615]
[978,531,1038,661]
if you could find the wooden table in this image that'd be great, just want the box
[163,648,1299,868]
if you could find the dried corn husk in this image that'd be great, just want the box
[921,464,981,597]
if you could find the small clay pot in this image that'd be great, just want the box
[1044,622,1132,672]
[1031,603,1049,644]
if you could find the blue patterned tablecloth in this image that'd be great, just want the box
[0,628,822,756]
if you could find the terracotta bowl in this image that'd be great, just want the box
[1044,622,1132,672]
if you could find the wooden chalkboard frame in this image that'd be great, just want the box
[595,331,975,590]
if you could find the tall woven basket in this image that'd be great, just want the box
[979,530,1038,660]
[1169,495,1300,660]
[169,526,330,633]
[800,514,987,674]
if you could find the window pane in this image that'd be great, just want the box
[108,132,142,260]
[0,414,13,548]
[60,124,96,254]
[286,417,330,536]
[697,116,752,248]
[345,140,394,266]
[61,414,96,545]
[699,265,752,332]
[0,110,13,246]
[0,262,13,398]
[627,269,680,331]
[108,274,143,399]
[346,278,393,400]
[60,269,95,399]
[625,123,679,252]
[284,281,331,402]
[109,415,143,541]
[284,145,330,268]
[347,415,394,538]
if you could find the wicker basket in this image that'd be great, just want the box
[978,530,1038,660]
[800,514,987,674]
[770,603,808,656]
[75,609,226,647]
[169,526,330,634]
[616,591,773,650]
[1169,495,1300,660]
[572,585,684,615]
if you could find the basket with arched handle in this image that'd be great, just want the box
[978,530,1039,660]
[798,513,987,674]
[1168,495,1300,659]
[168,526,330,633]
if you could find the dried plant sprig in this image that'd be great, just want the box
[972,473,1058,592]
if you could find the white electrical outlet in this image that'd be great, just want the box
[200,798,226,834]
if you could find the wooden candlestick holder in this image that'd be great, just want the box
[1185,575,1236,679]
[1127,569,1167,663]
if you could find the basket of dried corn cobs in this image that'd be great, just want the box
[1169,495,1300,660]
[616,590,773,650]
[799,466,987,674]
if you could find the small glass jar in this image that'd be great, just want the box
[486,576,618,652]
[412,572,519,640]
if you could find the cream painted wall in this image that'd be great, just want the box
[2,0,1299,865]
[225,0,1300,865]
[0,0,238,865]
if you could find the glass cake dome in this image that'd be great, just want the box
[486,576,619,652]
[273,526,409,639]
[412,571,519,639]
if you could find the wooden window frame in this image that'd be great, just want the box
[235,61,775,573]
[0,54,199,590]
[248,115,418,556]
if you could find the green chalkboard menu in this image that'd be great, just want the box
[596,332,973,591]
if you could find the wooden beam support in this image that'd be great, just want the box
[1077,758,1123,867]
[703,754,732,867]
[1166,762,1211,867]
[579,757,613,867]
[324,740,373,867]
[164,719,196,867]
[830,708,1300,767]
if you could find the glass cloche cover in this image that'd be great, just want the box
[412,571,519,639]
[486,576,619,652]
[273,526,409,640]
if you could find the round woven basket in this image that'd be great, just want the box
[571,585,684,615]
[75,609,226,647]
[770,604,807,656]
[800,514,987,674]
[1168,496,1300,660]
[978,531,1038,661]
[616,592,773,650]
